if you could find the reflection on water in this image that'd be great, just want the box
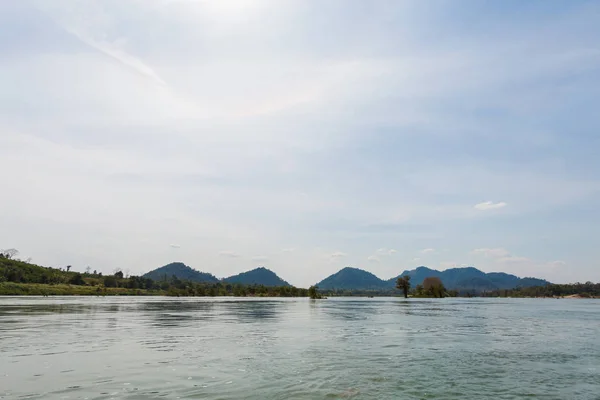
[1,297,599,400]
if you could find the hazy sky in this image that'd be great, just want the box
[1,0,599,287]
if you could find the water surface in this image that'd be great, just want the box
[1,297,599,399]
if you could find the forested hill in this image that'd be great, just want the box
[317,266,550,293]
[223,267,291,287]
[390,266,550,291]
[143,262,219,283]
[316,267,388,290]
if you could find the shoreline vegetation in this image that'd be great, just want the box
[1,250,599,298]
[0,256,309,297]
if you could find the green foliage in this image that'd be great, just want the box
[0,257,310,297]
[482,282,600,298]
[308,285,323,299]
[68,273,86,286]
[422,276,446,298]
[103,276,118,288]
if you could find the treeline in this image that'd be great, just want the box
[481,282,600,298]
[0,255,308,297]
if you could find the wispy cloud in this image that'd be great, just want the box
[470,248,510,258]
[251,255,269,262]
[470,248,568,279]
[368,248,398,262]
[36,1,166,86]
[420,248,436,254]
[219,251,240,258]
[169,244,181,249]
[329,251,347,260]
[2,0,598,286]
[474,201,507,211]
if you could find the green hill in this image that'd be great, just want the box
[1,256,78,284]
[390,266,551,292]
[223,267,290,287]
[316,267,388,290]
[143,262,219,283]
[316,265,551,293]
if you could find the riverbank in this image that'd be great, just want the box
[0,282,309,297]
[0,282,162,296]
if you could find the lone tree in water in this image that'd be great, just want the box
[308,285,322,299]
[423,276,446,298]
[396,276,411,298]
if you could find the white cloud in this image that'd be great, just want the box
[1,1,598,287]
[469,248,569,280]
[420,248,436,254]
[219,251,240,258]
[498,256,531,264]
[470,248,510,258]
[440,261,457,269]
[474,201,507,211]
[549,260,567,268]
[411,257,421,263]
[169,244,181,249]
[367,255,380,263]
[329,251,347,260]
[375,248,397,256]
[35,1,167,86]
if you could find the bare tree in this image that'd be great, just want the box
[1,248,19,259]
[85,266,92,275]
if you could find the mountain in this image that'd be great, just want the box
[143,262,219,283]
[316,267,389,290]
[223,267,291,287]
[316,266,550,293]
[390,266,551,292]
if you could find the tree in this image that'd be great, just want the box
[1,249,19,259]
[85,266,91,275]
[66,265,71,272]
[423,276,446,298]
[308,285,322,299]
[396,276,411,298]
[69,273,85,286]
[103,275,118,288]
[114,270,124,279]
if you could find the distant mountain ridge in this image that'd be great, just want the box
[143,262,219,283]
[143,264,291,287]
[223,267,291,287]
[145,263,550,292]
[317,266,550,293]
[316,267,388,290]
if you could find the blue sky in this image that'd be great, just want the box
[1,0,599,286]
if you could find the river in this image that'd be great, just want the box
[1,297,599,399]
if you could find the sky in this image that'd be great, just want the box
[1,0,599,287]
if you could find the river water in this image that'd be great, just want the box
[0,297,599,399]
